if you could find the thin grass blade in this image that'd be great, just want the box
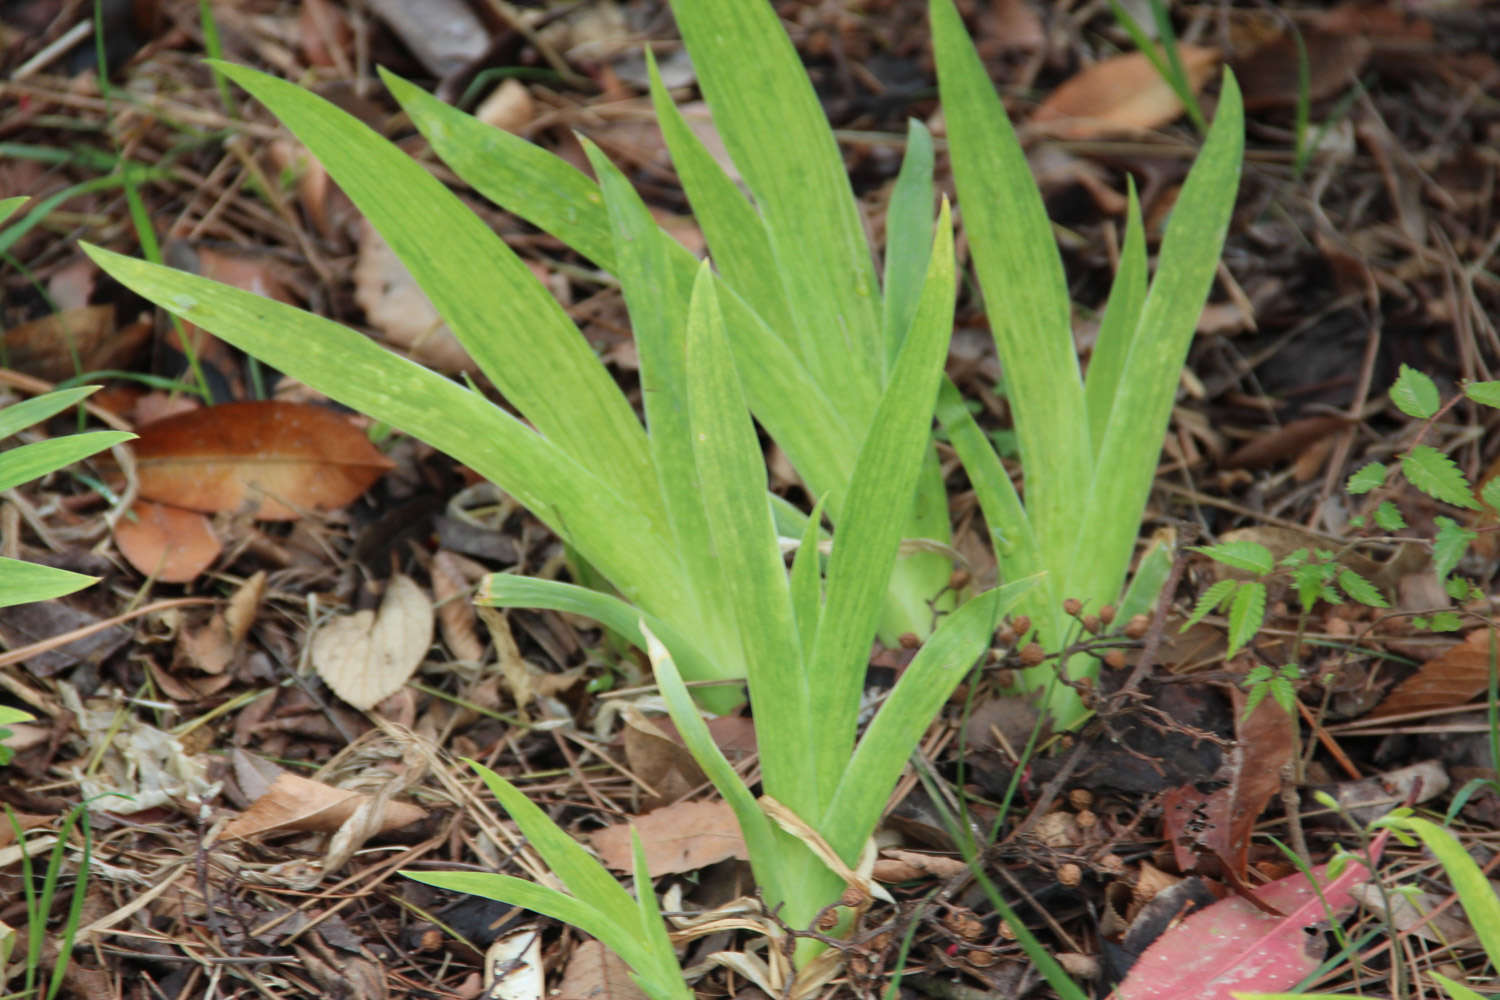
[0,559,100,609]
[1067,73,1243,610]
[1083,180,1148,454]
[808,202,956,803]
[683,263,812,812]
[880,120,936,371]
[0,386,101,439]
[0,432,133,494]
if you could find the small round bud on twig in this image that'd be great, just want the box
[1010,614,1031,636]
[1063,597,1083,616]
[1082,614,1101,634]
[1099,604,1117,625]
[1019,642,1045,666]
[1124,614,1151,639]
[1105,649,1128,670]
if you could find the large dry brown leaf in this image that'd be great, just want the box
[312,574,434,710]
[221,770,425,839]
[589,799,748,876]
[556,940,648,1000]
[1033,45,1220,139]
[133,401,394,520]
[1370,628,1498,718]
[1,305,149,382]
[113,499,222,583]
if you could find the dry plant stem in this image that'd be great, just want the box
[1277,758,1311,865]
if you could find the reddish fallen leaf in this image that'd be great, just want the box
[589,799,748,876]
[1114,831,1388,1000]
[133,401,394,520]
[1033,45,1220,139]
[1222,416,1352,471]
[557,940,648,1000]
[1163,686,1294,881]
[1234,31,1372,111]
[113,499,222,583]
[1369,628,1498,718]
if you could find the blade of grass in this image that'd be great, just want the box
[1066,73,1243,611]
[0,559,101,609]
[1083,180,1148,454]
[0,432,133,494]
[808,201,956,800]
[880,120,936,371]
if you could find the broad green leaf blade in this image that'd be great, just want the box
[808,202,957,803]
[0,558,99,609]
[646,49,795,351]
[1116,533,1173,624]
[667,0,883,421]
[1191,540,1274,575]
[82,245,686,617]
[477,574,728,688]
[933,0,1090,584]
[385,70,859,514]
[1464,380,1500,409]
[211,62,660,521]
[1391,363,1440,419]
[0,386,102,440]
[880,120,936,371]
[0,432,133,494]
[1346,461,1387,494]
[1067,72,1244,625]
[1403,445,1479,510]
[683,264,811,811]
[822,579,1036,862]
[1226,580,1266,657]
[0,196,26,225]
[1084,180,1148,453]
[465,762,641,927]
[638,623,793,928]
[584,138,737,679]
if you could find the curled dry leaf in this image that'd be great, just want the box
[1369,628,1499,718]
[221,769,425,839]
[312,573,433,710]
[430,549,485,663]
[134,401,394,520]
[113,499,222,583]
[1033,45,1221,139]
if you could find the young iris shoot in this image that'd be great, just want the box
[80,0,1246,992]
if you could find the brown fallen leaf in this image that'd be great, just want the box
[1032,45,1221,139]
[589,799,748,876]
[1369,628,1499,718]
[1234,31,1372,111]
[312,573,434,711]
[1,305,148,382]
[353,220,477,373]
[1221,416,1352,471]
[113,499,222,583]
[133,401,394,520]
[222,769,425,839]
[557,939,648,1000]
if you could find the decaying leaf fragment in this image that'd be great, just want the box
[312,574,433,710]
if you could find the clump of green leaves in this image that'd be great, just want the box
[1345,364,1500,617]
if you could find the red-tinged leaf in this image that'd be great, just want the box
[1032,45,1220,139]
[113,499,222,582]
[1114,832,1388,1000]
[133,401,394,520]
[1369,628,1498,718]
[1162,686,1295,880]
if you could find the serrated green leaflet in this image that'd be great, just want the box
[1402,445,1479,510]
[1465,380,1500,409]
[1390,363,1440,419]
[1345,461,1387,495]
[1226,581,1266,657]
[1374,500,1406,532]
[1335,568,1386,608]
[1432,517,1476,581]
[1183,578,1237,630]
[1192,540,1274,575]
